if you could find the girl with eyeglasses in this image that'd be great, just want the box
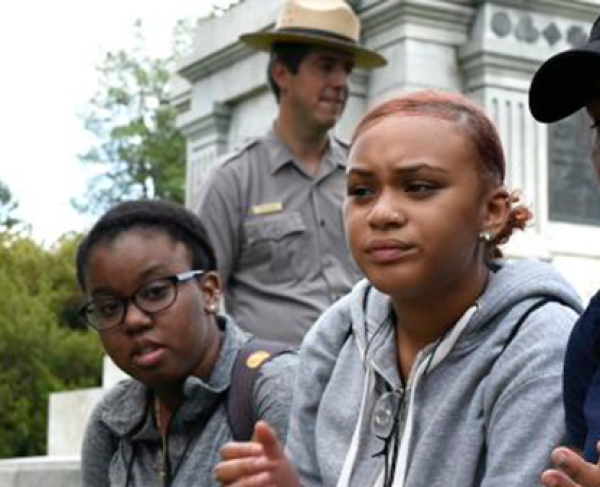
[77,199,296,486]
[214,90,582,487]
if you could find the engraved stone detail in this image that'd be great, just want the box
[515,15,539,44]
[543,22,561,47]
[567,25,588,47]
[491,11,512,38]
[488,9,589,49]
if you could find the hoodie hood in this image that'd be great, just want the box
[345,259,582,385]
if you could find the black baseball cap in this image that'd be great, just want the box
[529,14,600,123]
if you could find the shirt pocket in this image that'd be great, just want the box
[241,211,307,283]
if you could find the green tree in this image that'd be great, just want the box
[74,19,192,216]
[0,231,103,457]
[0,180,20,231]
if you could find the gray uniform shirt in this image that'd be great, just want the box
[81,316,297,487]
[196,127,361,346]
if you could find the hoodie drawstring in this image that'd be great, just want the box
[340,304,478,487]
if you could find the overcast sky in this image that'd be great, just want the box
[0,0,238,245]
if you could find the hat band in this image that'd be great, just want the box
[275,27,358,46]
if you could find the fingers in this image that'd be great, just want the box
[541,469,581,487]
[213,456,276,486]
[224,472,277,487]
[214,422,296,487]
[540,447,600,487]
[253,421,285,461]
[220,441,264,461]
[215,422,278,486]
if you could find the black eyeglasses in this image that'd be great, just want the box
[79,270,205,330]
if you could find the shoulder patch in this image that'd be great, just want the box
[245,350,272,369]
[219,137,260,166]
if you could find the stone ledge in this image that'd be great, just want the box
[47,388,104,456]
[0,456,81,487]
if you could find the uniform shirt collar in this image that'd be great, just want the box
[265,125,347,176]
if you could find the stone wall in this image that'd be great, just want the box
[175,0,600,302]
[0,457,81,487]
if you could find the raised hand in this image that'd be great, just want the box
[214,421,302,487]
[541,444,600,487]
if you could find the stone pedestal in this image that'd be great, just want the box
[46,356,128,457]
[0,457,81,487]
[0,356,129,487]
[47,388,104,457]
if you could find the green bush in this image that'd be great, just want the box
[0,231,103,457]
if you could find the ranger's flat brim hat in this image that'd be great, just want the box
[530,14,600,123]
[240,0,387,69]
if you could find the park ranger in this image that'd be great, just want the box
[196,0,387,345]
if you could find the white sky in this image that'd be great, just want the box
[0,0,236,245]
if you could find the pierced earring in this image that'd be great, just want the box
[205,303,218,314]
[479,230,493,242]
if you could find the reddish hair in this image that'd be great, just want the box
[351,90,531,259]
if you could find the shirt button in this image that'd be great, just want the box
[320,219,326,227]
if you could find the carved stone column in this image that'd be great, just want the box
[177,103,231,210]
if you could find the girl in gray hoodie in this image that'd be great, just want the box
[215,90,582,487]
[77,200,296,487]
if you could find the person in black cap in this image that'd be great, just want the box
[530,12,600,487]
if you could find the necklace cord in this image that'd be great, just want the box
[376,313,455,487]
[125,392,224,487]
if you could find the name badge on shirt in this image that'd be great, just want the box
[250,202,283,215]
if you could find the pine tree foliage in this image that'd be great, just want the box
[74,20,190,215]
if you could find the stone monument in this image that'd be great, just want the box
[174,0,600,302]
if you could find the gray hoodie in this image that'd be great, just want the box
[286,259,582,487]
[82,316,296,487]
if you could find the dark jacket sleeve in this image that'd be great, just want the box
[563,291,600,452]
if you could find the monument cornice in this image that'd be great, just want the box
[177,102,232,140]
[177,41,253,85]
[362,0,476,42]
[475,0,600,20]
[460,47,544,92]
[460,1,596,78]
[361,0,475,49]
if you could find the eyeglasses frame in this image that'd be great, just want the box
[79,269,205,331]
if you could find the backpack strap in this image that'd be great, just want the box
[498,296,574,358]
[226,338,293,441]
[477,295,577,460]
